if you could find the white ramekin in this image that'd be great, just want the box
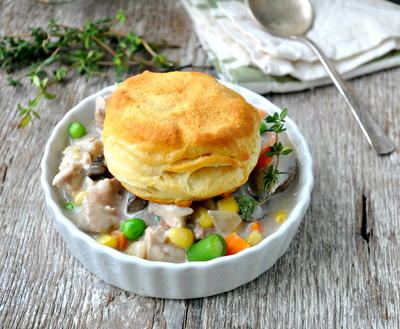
[41,81,313,299]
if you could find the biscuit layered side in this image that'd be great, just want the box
[103,71,261,205]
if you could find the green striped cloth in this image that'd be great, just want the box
[182,0,400,93]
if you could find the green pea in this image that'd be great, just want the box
[68,122,87,139]
[259,121,267,135]
[186,234,226,262]
[120,218,147,240]
[64,202,74,210]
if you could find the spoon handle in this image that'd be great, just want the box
[297,36,395,155]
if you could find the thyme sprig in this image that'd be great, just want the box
[234,109,293,221]
[0,10,180,127]
[262,109,293,195]
[234,194,259,221]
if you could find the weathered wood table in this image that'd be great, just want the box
[1,1,399,328]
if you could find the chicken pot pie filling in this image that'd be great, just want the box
[53,91,297,263]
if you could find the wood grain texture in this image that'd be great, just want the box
[0,1,399,328]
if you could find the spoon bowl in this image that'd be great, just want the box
[247,0,395,155]
[248,0,313,37]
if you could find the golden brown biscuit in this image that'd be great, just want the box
[103,71,261,205]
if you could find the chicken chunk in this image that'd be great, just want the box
[76,178,123,233]
[192,223,205,240]
[75,136,103,159]
[52,163,85,195]
[144,225,167,245]
[144,226,186,263]
[147,203,193,227]
[52,137,103,196]
[95,95,111,128]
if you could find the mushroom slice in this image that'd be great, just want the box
[126,193,148,214]
[86,154,112,180]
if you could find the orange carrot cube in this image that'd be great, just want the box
[224,232,250,255]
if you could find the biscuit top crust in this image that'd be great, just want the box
[103,71,260,165]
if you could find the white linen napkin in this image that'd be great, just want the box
[182,0,400,93]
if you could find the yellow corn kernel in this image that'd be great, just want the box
[275,211,288,224]
[217,197,240,213]
[193,207,214,228]
[96,235,118,249]
[247,230,263,246]
[166,227,194,249]
[74,191,86,206]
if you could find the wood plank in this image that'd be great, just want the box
[0,0,399,328]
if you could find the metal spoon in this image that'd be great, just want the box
[247,0,395,155]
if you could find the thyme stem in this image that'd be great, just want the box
[0,10,179,128]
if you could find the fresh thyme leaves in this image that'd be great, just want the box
[0,10,178,128]
[265,142,293,157]
[262,165,285,195]
[262,109,293,195]
[265,108,288,134]
[234,109,293,221]
[234,194,259,221]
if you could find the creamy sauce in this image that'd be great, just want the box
[58,138,297,256]
[55,94,298,262]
